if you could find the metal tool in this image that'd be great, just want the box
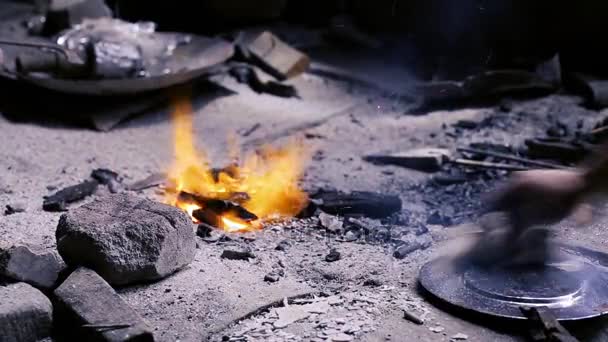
[419,241,608,321]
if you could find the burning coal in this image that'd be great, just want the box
[165,91,309,232]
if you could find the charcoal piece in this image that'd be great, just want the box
[0,283,53,342]
[453,120,478,129]
[0,245,66,290]
[364,148,451,173]
[312,190,401,219]
[393,243,423,259]
[567,73,608,109]
[91,168,119,185]
[362,278,382,287]
[221,249,255,261]
[127,173,165,191]
[43,179,99,212]
[325,249,341,262]
[196,223,213,238]
[229,64,298,98]
[525,139,588,163]
[56,193,195,285]
[432,174,468,186]
[4,202,26,215]
[54,268,153,342]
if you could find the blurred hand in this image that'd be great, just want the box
[488,169,587,234]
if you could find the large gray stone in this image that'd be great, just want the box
[56,193,195,285]
[0,283,53,342]
[0,244,66,290]
[54,267,154,342]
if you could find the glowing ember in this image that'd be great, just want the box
[165,90,309,232]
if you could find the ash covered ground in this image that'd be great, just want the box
[2,72,608,341]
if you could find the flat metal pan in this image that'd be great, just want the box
[15,34,233,96]
[419,243,608,321]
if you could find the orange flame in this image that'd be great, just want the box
[166,90,309,232]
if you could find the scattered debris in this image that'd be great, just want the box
[319,212,343,233]
[4,202,26,215]
[457,147,567,170]
[0,283,53,342]
[364,148,451,172]
[312,190,402,219]
[54,267,154,341]
[451,333,469,340]
[127,173,165,191]
[429,326,445,333]
[402,309,424,325]
[56,193,195,285]
[221,249,256,261]
[325,249,341,263]
[273,301,330,329]
[240,31,310,80]
[42,179,99,211]
[0,245,66,290]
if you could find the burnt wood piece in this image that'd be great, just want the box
[525,138,589,163]
[127,173,165,191]
[43,180,98,212]
[520,306,579,342]
[312,190,401,219]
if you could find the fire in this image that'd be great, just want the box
[166,90,309,232]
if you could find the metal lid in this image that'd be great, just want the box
[419,244,608,320]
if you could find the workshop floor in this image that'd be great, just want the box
[2,69,608,341]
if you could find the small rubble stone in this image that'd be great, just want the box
[429,326,445,333]
[56,193,196,285]
[54,268,153,342]
[451,333,469,340]
[362,278,382,287]
[4,202,26,215]
[275,239,291,251]
[221,249,256,261]
[325,249,341,262]
[264,269,284,283]
[0,245,66,290]
[0,283,53,342]
[343,230,358,242]
[319,213,343,233]
[331,333,354,341]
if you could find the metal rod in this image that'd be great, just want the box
[457,147,568,170]
[451,158,530,171]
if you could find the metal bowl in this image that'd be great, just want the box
[419,243,608,320]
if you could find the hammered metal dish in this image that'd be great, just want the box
[419,244,608,320]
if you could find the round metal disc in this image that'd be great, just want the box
[419,244,608,320]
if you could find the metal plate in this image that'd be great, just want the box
[15,34,233,96]
[419,244,608,320]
